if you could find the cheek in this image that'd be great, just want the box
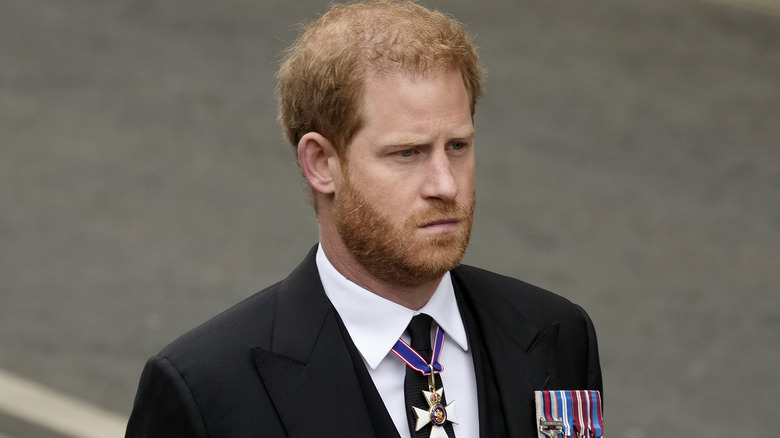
[376,191,411,216]
[456,165,475,189]
[371,188,419,225]
[358,171,415,204]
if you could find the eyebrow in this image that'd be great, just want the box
[452,127,475,140]
[382,127,476,149]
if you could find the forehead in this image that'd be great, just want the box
[356,69,473,143]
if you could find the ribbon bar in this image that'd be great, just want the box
[535,390,604,438]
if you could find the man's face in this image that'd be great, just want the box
[332,69,476,287]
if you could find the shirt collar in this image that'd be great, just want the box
[316,244,469,370]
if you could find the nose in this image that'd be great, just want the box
[421,150,458,201]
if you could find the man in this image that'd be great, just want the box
[126,1,602,437]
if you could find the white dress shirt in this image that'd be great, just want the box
[316,244,479,438]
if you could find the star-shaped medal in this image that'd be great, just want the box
[412,387,458,438]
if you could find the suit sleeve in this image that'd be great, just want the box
[125,355,208,438]
[579,305,604,403]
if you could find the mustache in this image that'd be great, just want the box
[410,200,474,227]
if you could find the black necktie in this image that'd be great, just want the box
[404,314,456,438]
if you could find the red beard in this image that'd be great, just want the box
[333,175,474,288]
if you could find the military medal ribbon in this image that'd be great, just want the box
[536,390,604,438]
[391,325,445,376]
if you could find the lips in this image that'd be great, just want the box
[422,218,458,226]
[419,218,461,230]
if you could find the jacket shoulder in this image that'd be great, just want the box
[452,264,603,392]
[452,265,585,316]
[158,280,282,361]
[128,282,291,437]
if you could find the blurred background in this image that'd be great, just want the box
[1,0,779,436]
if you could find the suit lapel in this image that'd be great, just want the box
[252,247,375,437]
[251,251,564,437]
[453,267,560,438]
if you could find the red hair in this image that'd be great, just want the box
[277,0,485,156]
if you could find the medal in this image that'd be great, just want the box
[412,386,458,438]
[534,390,604,438]
[392,325,458,438]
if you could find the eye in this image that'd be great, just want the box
[450,141,469,151]
[399,149,415,157]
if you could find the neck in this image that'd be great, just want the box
[319,230,441,311]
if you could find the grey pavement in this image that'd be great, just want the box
[2,0,779,436]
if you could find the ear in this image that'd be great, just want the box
[298,132,341,195]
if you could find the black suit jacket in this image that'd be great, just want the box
[126,246,602,437]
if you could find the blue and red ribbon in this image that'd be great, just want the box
[391,325,445,375]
